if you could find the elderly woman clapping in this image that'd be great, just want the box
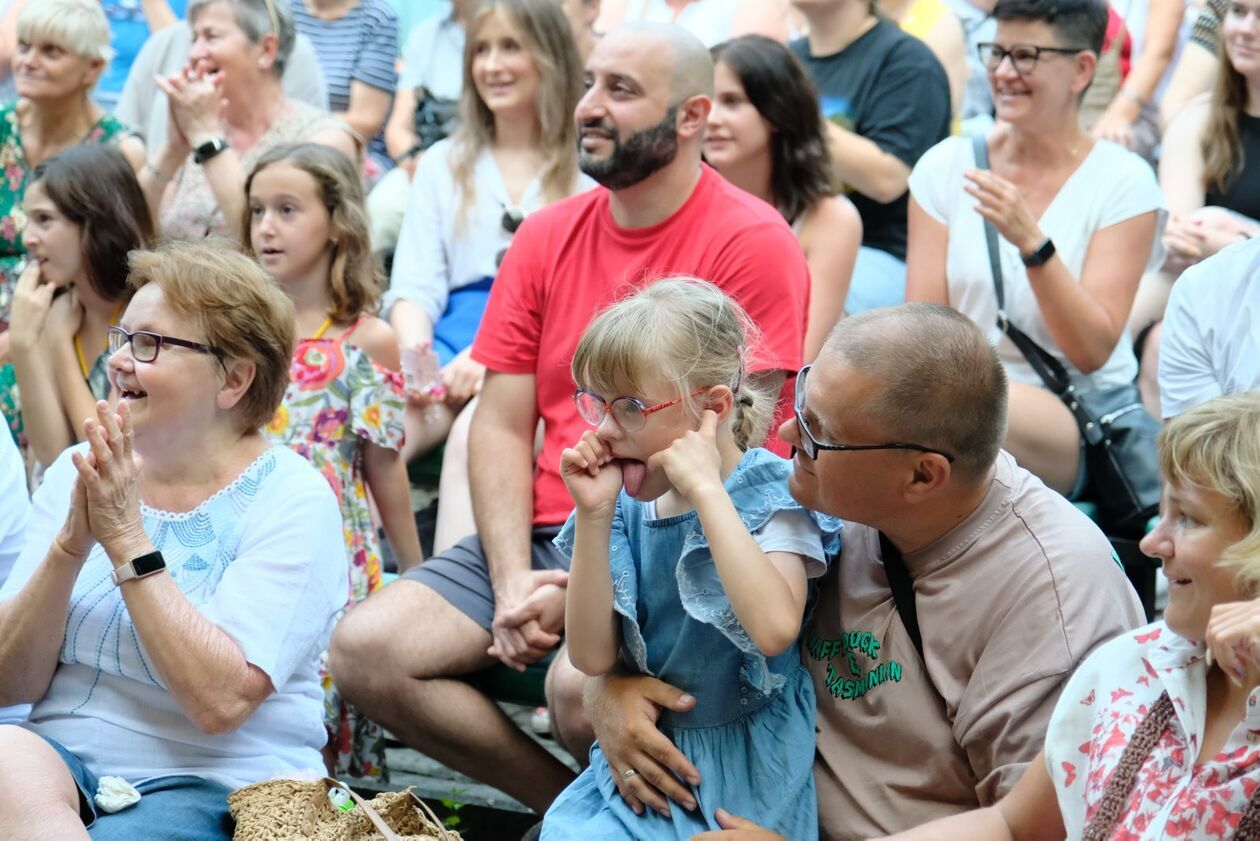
[0,242,346,840]
[143,0,358,242]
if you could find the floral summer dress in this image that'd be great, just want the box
[263,318,406,778]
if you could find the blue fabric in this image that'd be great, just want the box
[432,276,493,366]
[96,0,189,106]
[846,245,907,314]
[543,449,839,840]
[43,735,234,841]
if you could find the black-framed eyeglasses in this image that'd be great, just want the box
[496,207,526,268]
[108,326,226,370]
[792,365,956,462]
[976,42,1089,75]
[574,387,706,432]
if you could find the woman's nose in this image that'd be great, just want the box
[1139,516,1172,562]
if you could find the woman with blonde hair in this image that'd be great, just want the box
[886,390,1260,840]
[385,0,594,462]
[0,0,145,348]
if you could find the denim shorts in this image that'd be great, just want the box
[42,736,234,841]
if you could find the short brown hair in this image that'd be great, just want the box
[127,240,295,432]
[823,303,1009,483]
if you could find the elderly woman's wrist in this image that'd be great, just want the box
[104,527,156,567]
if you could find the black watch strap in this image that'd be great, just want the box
[111,550,166,587]
[1021,237,1056,268]
[192,136,229,165]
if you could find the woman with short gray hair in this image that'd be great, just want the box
[141,0,359,241]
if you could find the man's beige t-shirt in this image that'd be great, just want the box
[806,451,1146,840]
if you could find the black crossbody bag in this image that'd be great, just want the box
[970,135,1161,537]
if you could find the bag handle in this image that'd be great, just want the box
[970,135,1104,445]
[321,778,402,841]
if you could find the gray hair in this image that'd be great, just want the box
[822,304,1009,483]
[17,0,113,62]
[188,0,296,75]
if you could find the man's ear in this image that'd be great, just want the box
[901,453,952,503]
[216,358,258,414]
[676,94,712,142]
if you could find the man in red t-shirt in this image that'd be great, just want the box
[331,22,810,814]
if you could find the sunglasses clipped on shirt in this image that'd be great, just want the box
[495,206,526,268]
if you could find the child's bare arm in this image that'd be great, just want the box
[363,442,424,573]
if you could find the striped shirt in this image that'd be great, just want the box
[291,0,399,166]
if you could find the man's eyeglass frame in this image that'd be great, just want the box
[792,364,956,463]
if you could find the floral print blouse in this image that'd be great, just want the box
[1046,621,1260,839]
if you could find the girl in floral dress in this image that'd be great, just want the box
[244,142,422,778]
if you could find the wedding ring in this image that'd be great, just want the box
[621,768,639,782]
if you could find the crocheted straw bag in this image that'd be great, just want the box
[228,777,461,841]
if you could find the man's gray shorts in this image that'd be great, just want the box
[401,526,567,630]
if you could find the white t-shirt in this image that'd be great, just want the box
[0,444,346,790]
[398,5,464,99]
[909,136,1166,391]
[1159,237,1260,418]
[384,139,595,322]
[0,429,27,586]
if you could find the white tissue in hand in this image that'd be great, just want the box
[94,776,141,813]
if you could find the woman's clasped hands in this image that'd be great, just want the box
[61,401,150,563]
[154,63,225,150]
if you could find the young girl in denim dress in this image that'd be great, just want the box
[542,279,840,840]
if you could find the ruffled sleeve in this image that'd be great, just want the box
[676,449,842,696]
[347,348,406,452]
[554,501,651,675]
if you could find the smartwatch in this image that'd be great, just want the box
[1021,237,1056,268]
[192,136,229,166]
[112,550,167,587]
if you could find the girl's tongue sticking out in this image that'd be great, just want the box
[619,459,647,497]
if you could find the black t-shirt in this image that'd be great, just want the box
[1206,113,1260,221]
[791,21,951,261]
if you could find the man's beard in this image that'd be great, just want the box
[577,105,680,190]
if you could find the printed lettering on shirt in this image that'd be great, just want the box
[805,627,905,701]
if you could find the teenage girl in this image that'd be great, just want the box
[705,35,862,361]
[1,144,153,473]
[244,141,423,777]
[541,279,840,840]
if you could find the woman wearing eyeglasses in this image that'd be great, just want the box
[905,0,1165,498]
[385,0,594,465]
[0,241,346,840]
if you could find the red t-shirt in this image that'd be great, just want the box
[472,164,810,527]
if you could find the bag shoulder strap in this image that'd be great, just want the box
[969,134,1075,398]
[880,532,924,662]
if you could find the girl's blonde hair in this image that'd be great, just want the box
[450,0,584,231]
[17,0,113,62]
[571,278,777,450]
[242,143,383,322]
[1158,391,1260,590]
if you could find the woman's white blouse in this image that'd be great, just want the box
[1045,621,1260,839]
[0,443,346,790]
[909,136,1167,391]
[383,138,595,324]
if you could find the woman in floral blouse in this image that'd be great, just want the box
[0,0,145,342]
[246,142,421,779]
[885,390,1260,841]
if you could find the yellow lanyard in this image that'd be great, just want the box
[76,304,124,379]
[311,315,334,340]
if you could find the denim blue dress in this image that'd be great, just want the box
[541,448,841,840]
